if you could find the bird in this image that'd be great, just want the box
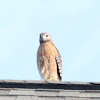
[37,32,62,81]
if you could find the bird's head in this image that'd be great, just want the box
[39,32,52,44]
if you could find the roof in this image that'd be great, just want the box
[0,80,100,100]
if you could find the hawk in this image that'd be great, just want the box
[37,32,62,81]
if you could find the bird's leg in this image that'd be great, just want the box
[45,79,51,84]
[45,80,50,83]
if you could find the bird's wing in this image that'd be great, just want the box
[56,49,62,81]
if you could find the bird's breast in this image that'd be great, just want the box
[39,42,58,59]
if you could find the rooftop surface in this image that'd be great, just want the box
[0,80,100,100]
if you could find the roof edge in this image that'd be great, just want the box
[0,80,100,90]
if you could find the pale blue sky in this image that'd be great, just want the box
[0,0,100,82]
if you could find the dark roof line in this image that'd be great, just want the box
[0,80,100,90]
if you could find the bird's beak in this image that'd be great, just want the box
[40,35,44,39]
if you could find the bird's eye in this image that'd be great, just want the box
[46,35,48,37]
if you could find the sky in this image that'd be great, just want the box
[0,0,100,82]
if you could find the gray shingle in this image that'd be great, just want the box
[85,90,100,93]
[68,81,90,85]
[90,82,100,85]
[17,88,36,91]
[79,93,100,98]
[63,90,85,92]
[34,90,58,96]
[37,96,65,100]
[0,90,9,95]
[3,80,25,83]
[31,96,38,100]
[58,91,80,97]
[0,96,16,100]
[16,96,32,100]
[90,98,100,100]
[36,88,63,92]
[65,97,90,100]
[0,80,4,83]
[24,80,45,84]
[9,90,35,95]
